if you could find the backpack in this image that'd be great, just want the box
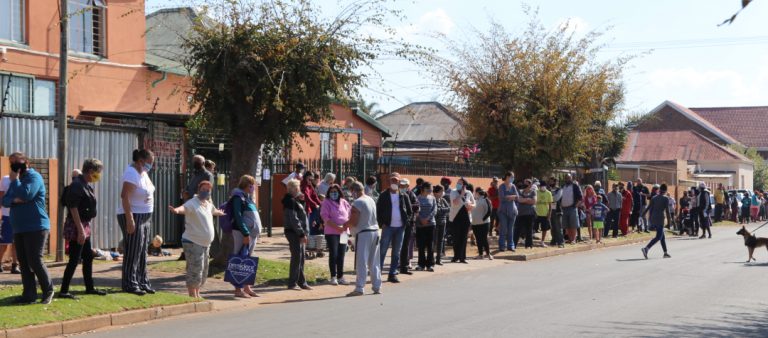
[218,194,246,234]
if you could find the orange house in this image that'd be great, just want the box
[0,0,189,119]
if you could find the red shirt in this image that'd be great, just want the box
[488,186,500,209]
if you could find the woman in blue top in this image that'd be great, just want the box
[230,175,261,298]
[497,171,519,251]
[2,152,54,305]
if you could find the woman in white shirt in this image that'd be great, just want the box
[449,178,475,263]
[169,180,224,299]
[117,149,156,296]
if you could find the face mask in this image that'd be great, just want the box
[329,192,340,200]
[456,183,463,191]
[91,172,101,183]
[143,162,153,172]
[399,188,407,194]
[10,162,26,173]
[390,184,399,191]
[198,191,211,200]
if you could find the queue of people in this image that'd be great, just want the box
[0,150,738,303]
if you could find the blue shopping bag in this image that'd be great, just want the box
[224,246,259,286]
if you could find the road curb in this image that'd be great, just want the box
[0,301,214,338]
[500,237,652,261]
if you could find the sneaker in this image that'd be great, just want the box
[487,254,494,260]
[415,266,425,271]
[330,277,338,286]
[338,278,350,285]
[663,253,671,259]
[299,284,313,290]
[641,247,649,259]
[387,275,400,283]
[346,291,364,297]
[373,289,382,295]
[426,267,434,272]
[41,290,55,305]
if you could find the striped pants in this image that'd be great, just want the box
[118,213,153,292]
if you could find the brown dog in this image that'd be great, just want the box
[736,226,768,262]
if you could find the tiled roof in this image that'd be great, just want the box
[618,130,751,163]
[690,106,768,148]
[376,102,463,142]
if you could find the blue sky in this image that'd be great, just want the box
[145,0,768,116]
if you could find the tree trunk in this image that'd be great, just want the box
[211,119,265,269]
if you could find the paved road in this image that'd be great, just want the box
[83,224,768,338]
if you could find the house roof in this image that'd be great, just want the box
[690,105,768,149]
[354,109,392,137]
[650,100,741,145]
[145,7,209,75]
[375,102,463,142]
[618,130,751,163]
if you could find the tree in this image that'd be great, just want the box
[183,0,418,187]
[729,145,767,190]
[355,97,386,118]
[434,12,631,177]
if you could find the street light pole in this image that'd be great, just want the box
[56,0,69,262]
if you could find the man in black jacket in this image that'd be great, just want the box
[698,183,713,239]
[398,178,420,275]
[377,173,412,283]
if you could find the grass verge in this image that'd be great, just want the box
[0,285,196,330]
[149,258,330,286]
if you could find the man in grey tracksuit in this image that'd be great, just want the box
[345,182,382,296]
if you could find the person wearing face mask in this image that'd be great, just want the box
[344,182,382,296]
[2,152,53,304]
[376,172,412,283]
[514,179,538,249]
[320,184,352,286]
[497,171,519,252]
[59,159,108,299]
[284,179,312,291]
[449,178,475,263]
[117,149,157,296]
[179,155,214,261]
[230,175,262,298]
[168,181,225,298]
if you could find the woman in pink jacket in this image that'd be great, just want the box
[320,184,352,286]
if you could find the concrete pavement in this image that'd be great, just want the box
[78,223,768,338]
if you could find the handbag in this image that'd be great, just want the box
[224,246,259,286]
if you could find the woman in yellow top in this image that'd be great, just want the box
[534,183,553,247]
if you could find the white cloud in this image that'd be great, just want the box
[399,8,455,39]
[646,66,768,105]
[555,16,590,35]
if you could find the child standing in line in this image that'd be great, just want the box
[591,196,609,244]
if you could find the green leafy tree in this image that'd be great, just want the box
[434,12,630,177]
[184,0,419,185]
[729,145,767,190]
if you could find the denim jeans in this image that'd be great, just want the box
[645,223,667,253]
[379,226,405,276]
[498,211,517,250]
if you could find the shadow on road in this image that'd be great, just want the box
[576,304,768,337]
[615,258,647,262]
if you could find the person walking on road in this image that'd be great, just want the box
[497,172,518,251]
[344,182,382,296]
[450,178,475,263]
[376,173,412,283]
[641,184,673,259]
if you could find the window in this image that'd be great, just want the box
[69,0,106,56]
[0,0,25,43]
[33,80,56,116]
[320,132,334,160]
[0,74,56,116]
[0,74,31,114]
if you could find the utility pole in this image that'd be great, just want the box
[56,0,69,262]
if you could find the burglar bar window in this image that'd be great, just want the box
[0,74,32,114]
[0,0,25,43]
[69,0,106,57]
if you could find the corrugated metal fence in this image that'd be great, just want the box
[0,115,56,158]
[67,126,138,249]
